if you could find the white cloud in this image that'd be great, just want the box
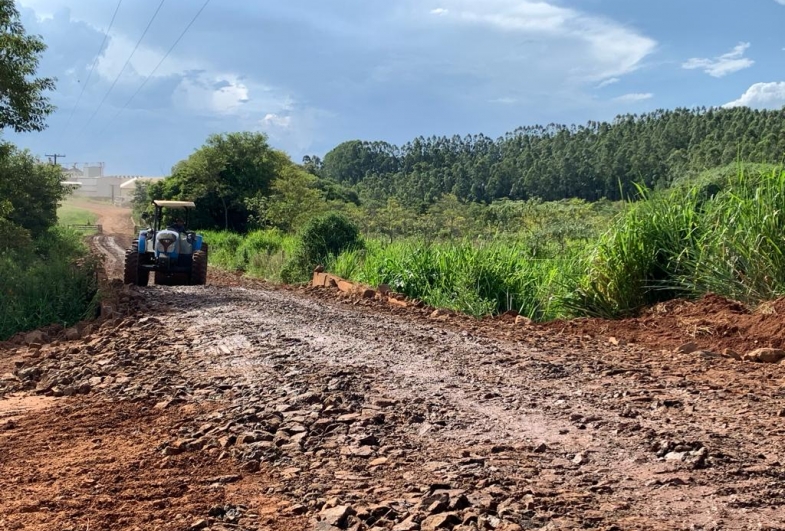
[615,93,653,102]
[93,32,193,84]
[262,113,292,129]
[173,73,270,115]
[258,108,333,154]
[430,8,449,15]
[422,0,656,81]
[775,0,785,5]
[682,42,754,78]
[597,77,620,88]
[724,82,785,109]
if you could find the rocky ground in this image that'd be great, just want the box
[2,202,785,530]
[2,271,785,530]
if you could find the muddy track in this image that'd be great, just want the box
[2,280,785,530]
[92,234,127,278]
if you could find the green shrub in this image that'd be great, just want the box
[284,213,363,283]
[0,228,99,340]
[298,213,362,267]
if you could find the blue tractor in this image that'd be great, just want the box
[123,200,208,286]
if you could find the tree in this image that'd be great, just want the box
[0,0,55,132]
[367,198,414,242]
[301,155,323,175]
[165,132,289,231]
[247,165,328,232]
[0,143,64,239]
[314,107,785,206]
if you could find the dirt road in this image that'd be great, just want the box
[66,198,135,272]
[2,277,785,530]
[3,200,784,529]
[65,198,135,242]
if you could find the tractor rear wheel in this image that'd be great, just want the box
[191,244,208,285]
[123,248,139,285]
[124,242,149,286]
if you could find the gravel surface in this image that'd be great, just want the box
[3,278,785,530]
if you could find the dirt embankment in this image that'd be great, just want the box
[2,279,785,530]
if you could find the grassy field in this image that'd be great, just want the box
[57,200,98,228]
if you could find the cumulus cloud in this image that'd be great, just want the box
[262,113,292,129]
[258,108,333,154]
[724,82,785,109]
[93,31,199,85]
[615,93,653,102]
[682,42,754,78]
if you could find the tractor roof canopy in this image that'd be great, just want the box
[153,200,196,209]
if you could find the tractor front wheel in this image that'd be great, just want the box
[138,267,150,286]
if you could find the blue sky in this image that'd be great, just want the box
[6,0,785,175]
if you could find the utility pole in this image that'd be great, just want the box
[46,153,66,165]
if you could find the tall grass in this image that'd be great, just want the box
[574,185,700,317]
[330,239,578,320]
[578,166,785,316]
[679,167,785,303]
[0,228,100,340]
[201,229,298,281]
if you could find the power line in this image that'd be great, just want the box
[45,153,66,165]
[78,0,167,135]
[59,0,123,139]
[97,0,211,136]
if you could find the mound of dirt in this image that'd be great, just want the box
[541,293,785,354]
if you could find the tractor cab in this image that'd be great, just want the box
[123,200,208,286]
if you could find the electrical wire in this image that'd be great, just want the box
[97,0,211,136]
[78,0,167,135]
[59,0,123,138]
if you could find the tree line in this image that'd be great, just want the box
[144,105,785,235]
[313,107,785,205]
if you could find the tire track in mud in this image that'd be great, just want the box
[92,234,127,279]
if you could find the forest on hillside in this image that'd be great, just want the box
[311,107,785,204]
